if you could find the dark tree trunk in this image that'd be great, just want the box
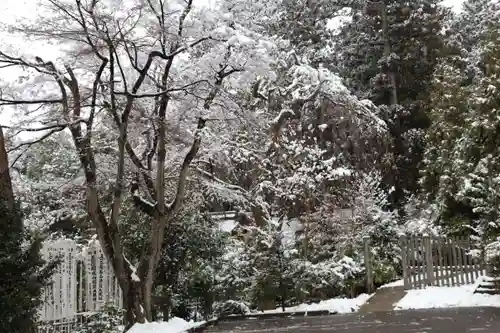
[122,280,145,332]
[0,126,14,211]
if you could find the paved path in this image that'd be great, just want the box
[358,286,406,313]
[203,307,500,332]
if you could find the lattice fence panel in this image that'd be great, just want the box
[39,240,78,322]
[38,239,123,331]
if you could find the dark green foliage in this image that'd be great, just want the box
[151,213,227,321]
[336,0,449,209]
[452,0,493,52]
[421,0,500,238]
[270,0,341,67]
[247,230,296,310]
[0,201,57,333]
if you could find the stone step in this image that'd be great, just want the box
[474,288,499,295]
[482,276,500,282]
[472,275,500,294]
[474,276,500,294]
[476,285,497,291]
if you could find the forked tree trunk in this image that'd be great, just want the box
[122,281,145,331]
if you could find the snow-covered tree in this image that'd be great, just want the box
[269,0,346,68]
[197,0,399,304]
[4,132,88,234]
[335,0,449,209]
[452,0,494,51]
[422,0,500,239]
[0,0,276,327]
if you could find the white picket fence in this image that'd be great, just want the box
[39,239,123,331]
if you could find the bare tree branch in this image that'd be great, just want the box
[113,79,209,98]
[7,126,67,152]
[0,97,63,106]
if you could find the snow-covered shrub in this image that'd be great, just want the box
[213,300,251,317]
[300,171,401,289]
[243,226,297,310]
[180,265,219,320]
[403,196,442,236]
[209,172,403,308]
[73,303,123,333]
[289,256,363,303]
[214,238,254,303]
[485,238,500,276]
[371,261,398,286]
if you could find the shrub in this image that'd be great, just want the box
[73,303,123,333]
[213,300,251,317]
[0,202,57,333]
[485,238,500,276]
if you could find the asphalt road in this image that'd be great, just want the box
[203,307,500,333]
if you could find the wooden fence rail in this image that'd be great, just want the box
[400,235,485,289]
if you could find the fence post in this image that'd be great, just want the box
[400,235,409,289]
[423,234,434,286]
[363,236,374,293]
[486,263,494,276]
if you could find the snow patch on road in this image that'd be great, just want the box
[128,317,205,333]
[264,293,373,314]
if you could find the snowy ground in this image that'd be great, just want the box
[394,277,500,310]
[263,293,372,314]
[128,317,206,333]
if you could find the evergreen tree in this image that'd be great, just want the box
[336,0,449,210]
[452,0,493,52]
[0,201,57,333]
[422,0,500,238]
[0,126,56,333]
[270,0,342,67]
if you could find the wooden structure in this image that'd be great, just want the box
[400,235,485,289]
[363,236,375,293]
